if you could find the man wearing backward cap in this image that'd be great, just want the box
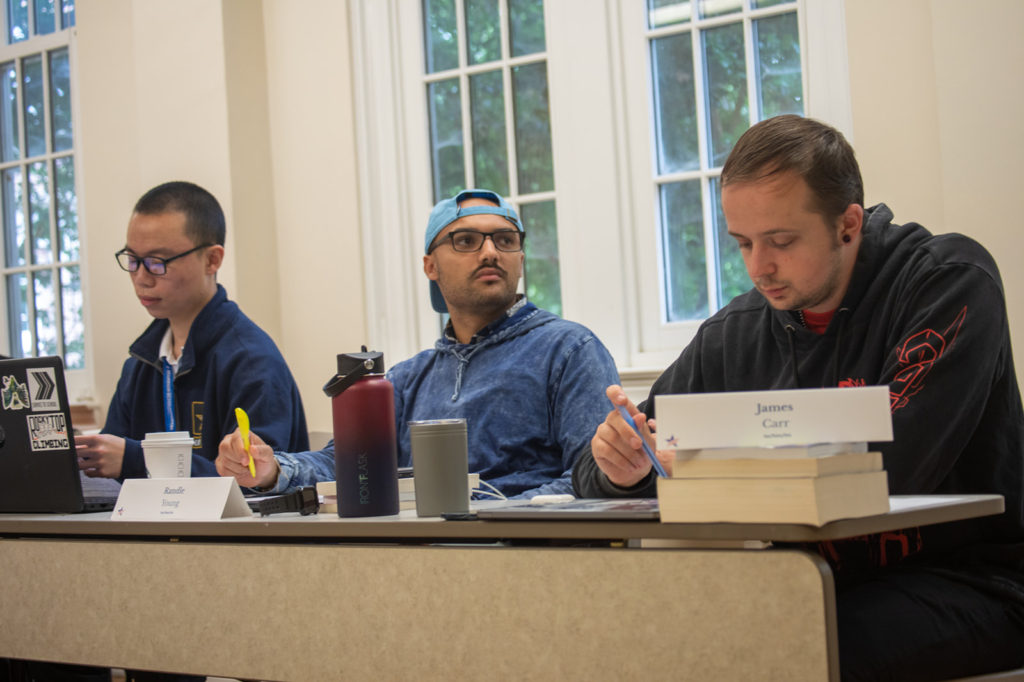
[218,189,619,498]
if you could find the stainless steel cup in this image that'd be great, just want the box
[409,419,469,517]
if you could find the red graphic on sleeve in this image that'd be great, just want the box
[889,307,966,412]
[838,378,865,388]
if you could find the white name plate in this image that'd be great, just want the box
[110,477,253,520]
[655,386,892,450]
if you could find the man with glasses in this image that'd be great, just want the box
[75,181,309,481]
[217,188,618,499]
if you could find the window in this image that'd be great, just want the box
[0,0,81,368]
[623,0,850,363]
[351,0,850,371]
[646,0,804,323]
[421,0,561,315]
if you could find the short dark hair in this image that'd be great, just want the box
[721,115,864,224]
[133,181,226,246]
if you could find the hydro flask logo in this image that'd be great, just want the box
[357,452,370,504]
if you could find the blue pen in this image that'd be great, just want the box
[616,404,668,478]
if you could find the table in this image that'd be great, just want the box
[0,494,1004,681]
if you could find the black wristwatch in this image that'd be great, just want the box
[252,486,320,516]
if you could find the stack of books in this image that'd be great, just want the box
[656,442,890,526]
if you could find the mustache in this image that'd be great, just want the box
[472,262,507,277]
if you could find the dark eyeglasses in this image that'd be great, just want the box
[114,244,213,276]
[429,229,525,254]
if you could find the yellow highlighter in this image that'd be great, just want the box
[235,407,256,478]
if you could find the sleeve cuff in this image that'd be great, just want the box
[255,452,298,494]
[599,469,657,497]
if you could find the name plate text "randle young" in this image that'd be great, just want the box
[654,386,892,451]
[110,477,253,520]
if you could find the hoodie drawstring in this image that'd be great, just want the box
[449,345,486,401]
[451,354,469,401]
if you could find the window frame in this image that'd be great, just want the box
[420,0,563,315]
[350,0,851,373]
[620,0,852,367]
[0,19,86,397]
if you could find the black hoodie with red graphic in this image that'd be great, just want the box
[574,204,1024,594]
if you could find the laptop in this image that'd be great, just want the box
[474,497,660,521]
[0,356,118,513]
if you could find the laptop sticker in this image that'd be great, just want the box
[27,412,70,451]
[26,367,60,411]
[2,375,30,410]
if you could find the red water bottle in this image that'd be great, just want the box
[323,347,399,517]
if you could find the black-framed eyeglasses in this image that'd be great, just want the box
[114,244,213,276]
[429,229,525,254]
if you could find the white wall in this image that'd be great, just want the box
[76,0,243,409]
[846,0,1024,388]
[74,0,1024,433]
[76,0,365,433]
[259,0,366,433]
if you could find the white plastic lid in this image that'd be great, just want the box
[142,431,193,444]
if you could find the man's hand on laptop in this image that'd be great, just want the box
[591,385,673,487]
[74,434,126,479]
[216,429,279,490]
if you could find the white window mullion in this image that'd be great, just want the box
[453,1,473,189]
[501,62,517,200]
[499,0,518,200]
[460,70,475,188]
[700,10,722,312]
[695,19,719,322]
[498,0,509,60]
[797,0,811,121]
[701,176,718,312]
[42,43,68,361]
[20,172,36,354]
[690,24,710,174]
[743,12,760,126]
[16,44,33,355]
[25,1,34,41]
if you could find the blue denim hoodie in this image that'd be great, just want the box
[272,301,619,498]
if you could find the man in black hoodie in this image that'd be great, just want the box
[574,115,1024,681]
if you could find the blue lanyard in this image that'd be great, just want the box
[162,358,176,431]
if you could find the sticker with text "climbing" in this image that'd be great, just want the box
[28,412,70,451]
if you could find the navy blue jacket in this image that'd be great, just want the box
[103,284,309,479]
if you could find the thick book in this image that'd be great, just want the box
[672,450,882,478]
[675,441,868,461]
[656,470,890,526]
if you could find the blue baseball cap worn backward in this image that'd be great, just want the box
[424,189,522,314]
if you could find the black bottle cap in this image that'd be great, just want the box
[323,345,385,398]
